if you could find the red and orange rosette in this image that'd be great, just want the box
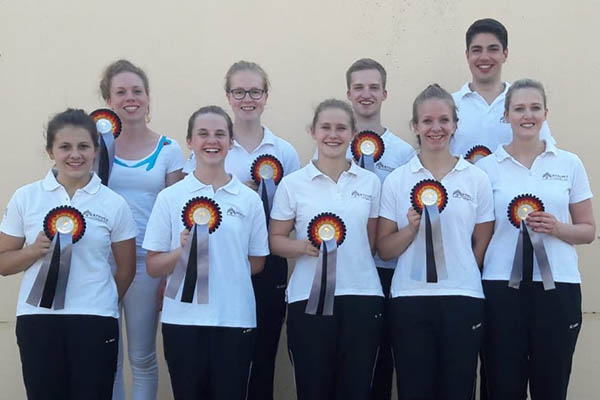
[507,194,544,228]
[411,179,448,214]
[351,130,385,163]
[43,206,86,243]
[251,154,284,185]
[181,197,222,233]
[465,145,491,163]
[90,108,122,139]
[307,212,346,249]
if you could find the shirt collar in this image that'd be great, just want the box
[495,139,558,163]
[42,169,101,194]
[306,159,359,180]
[232,126,276,150]
[184,172,241,195]
[456,81,510,100]
[408,153,468,173]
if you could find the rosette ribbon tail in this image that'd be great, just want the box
[305,239,337,316]
[359,155,375,172]
[258,178,277,225]
[410,205,447,282]
[509,222,554,290]
[95,133,116,186]
[26,233,72,309]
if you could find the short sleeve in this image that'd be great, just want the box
[248,197,269,256]
[182,152,196,175]
[270,178,296,221]
[369,176,381,218]
[569,155,593,204]
[379,174,398,222]
[0,190,25,238]
[110,197,138,242]
[142,191,174,252]
[164,138,185,173]
[282,144,301,176]
[475,172,495,223]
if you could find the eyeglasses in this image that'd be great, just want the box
[229,88,266,100]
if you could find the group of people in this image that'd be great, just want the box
[0,17,595,400]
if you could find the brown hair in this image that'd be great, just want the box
[411,83,458,125]
[311,99,356,132]
[224,61,270,92]
[46,109,99,150]
[99,59,150,101]
[187,106,234,139]
[345,58,387,89]
[504,78,547,112]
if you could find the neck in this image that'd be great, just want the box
[56,172,92,198]
[193,163,231,190]
[233,118,263,152]
[120,119,150,140]
[469,79,505,105]
[356,114,385,136]
[314,155,350,183]
[506,136,545,168]
[418,149,457,181]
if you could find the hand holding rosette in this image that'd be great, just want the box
[90,109,122,185]
[250,154,284,224]
[26,206,86,309]
[305,213,346,316]
[351,130,385,172]
[165,197,221,304]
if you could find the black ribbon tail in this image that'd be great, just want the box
[424,207,438,283]
[98,137,110,186]
[181,225,198,303]
[39,233,62,308]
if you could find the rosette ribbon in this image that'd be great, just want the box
[91,109,122,185]
[410,180,448,283]
[351,130,385,172]
[165,197,221,303]
[26,206,86,310]
[465,145,492,164]
[251,154,283,226]
[305,213,346,316]
[507,195,555,290]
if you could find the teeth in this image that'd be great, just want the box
[124,106,138,112]
[204,149,219,153]
[359,101,373,105]
[241,106,255,111]
[521,123,535,128]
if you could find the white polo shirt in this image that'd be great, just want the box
[0,170,137,318]
[270,161,384,303]
[476,142,592,283]
[109,135,184,249]
[380,155,494,299]
[183,126,301,181]
[451,82,555,157]
[142,173,269,328]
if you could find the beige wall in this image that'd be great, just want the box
[1,0,599,398]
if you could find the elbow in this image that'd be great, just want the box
[145,254,162,278]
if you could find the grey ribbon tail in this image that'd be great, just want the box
[165,227,195,299]
[428,205,447,280]
[52,233,72,310]
[306,242,326,315]
[529,228,555,291]
[26,235,59,306]
[323,239,337,316]
[410,211,427,281]
[508,223,525,289]
[361,155,375,172]
[195,224,210,304]
[265,178,276,215]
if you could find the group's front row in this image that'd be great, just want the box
[0,79,595,400]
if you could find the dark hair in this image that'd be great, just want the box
[187,106,234,139]
[224,61,270,92]
[411,84,458,125]
[46,109,99,150]
[345,58,387,89]
[99,59,150,100]
[466,18,508,50]
[311,99,356,132]
[505,79,547,112]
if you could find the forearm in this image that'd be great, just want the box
[554,222,596,245]
[146,248,182,278]
[269,234,306,259]
[0,246,41,276]
[249,256,266,275]
[377,226,417,260]
[114,265,134,301]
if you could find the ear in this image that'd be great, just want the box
[346,89,351,100]
[382,89,388,101]
[106,97,113,108]
[186,136,193,150]
[46,148,55,161]
[503,47,509,61]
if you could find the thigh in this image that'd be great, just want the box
[482,281,529,400]
[65,315,119,400]
[162,323,208,400]
[336,295,384,400]
[16,315,68,400]
[287,300,337,400]
[438,296,484,400]
[389,296,437,400]
[211,327,256,400]
[529,283,582,400]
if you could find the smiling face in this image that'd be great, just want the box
[106,71,149,125]
[226,70,268,122]
[47,125,96,186]
[187,112,233,167]
[346,69,387,120]
[466,32,508,85]
[312,107,355,160]
[504,87,547,141]
[412,98,457,153]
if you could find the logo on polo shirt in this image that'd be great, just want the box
[351,190,373,201]
[452,189,473,202]
[542,172,568,181]
[82,210,108,223]
[226,207,245,218]
[376,162,393,172]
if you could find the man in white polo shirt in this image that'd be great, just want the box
[451,18,554,159]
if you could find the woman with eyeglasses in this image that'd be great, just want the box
[184,60,300,400]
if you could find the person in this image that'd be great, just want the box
[270,99,383,400]
[344,57,414,399]
[451,18,555,159]
[184,60,300,400]
[0,109,137,400]
[476,79,595,400]
[143,106,269,400]
[99,59,185,400]
[377,84,494,399]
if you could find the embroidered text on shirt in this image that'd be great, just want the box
[83,210,109,223]
[542,172,568,181]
